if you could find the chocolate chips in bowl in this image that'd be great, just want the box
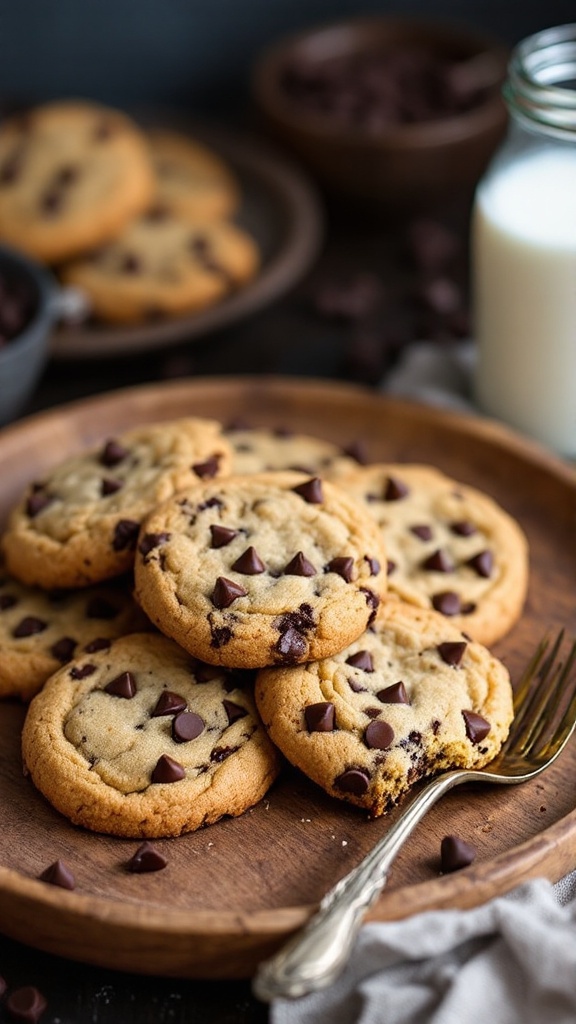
[0,244,57,425]
[251,15,509,215]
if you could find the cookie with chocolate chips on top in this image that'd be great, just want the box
[60,204,260,324]
[2,417,232,590]
[0,100,155,263]
[0,564,148,701]
[336,463,529,645]
[147,128,241,222]
[134,471,388,669]
[224,422,366,477]
[255,600,514,817]
[22,632,280,837]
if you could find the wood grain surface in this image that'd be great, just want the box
[0,375,575,980]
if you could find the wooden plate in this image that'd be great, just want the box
[50,122,324,360]
[0,375,575,980]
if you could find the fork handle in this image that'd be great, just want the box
[253,769,470,1002]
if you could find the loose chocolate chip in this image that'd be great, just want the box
[304,701,335,732]
[283,551,316,576]
[13,616,47,638]
[172,710,204,742]
[410,524,433,541]
[384,476,409,501]
[275,626,307,664]
[113,519,140,552]
[223,699,247,725]
[462,709,491,743]
[335,767,370,795]
[440,834,476,873]
[212,576,247,609]
[364,556,380,576]
[423,548,455,572]
[151,754,185,783]
[83,637,111,654]
[138,532,171,557]
[101,476,123,496]
[377,681,409,704]
[105,671,137,698]
[0,594,17,610]
[100,439,129,466]
[85,596,118,619]
[437,640,467,667]
[346,650,374,672]
[70,663,96,679]
[192,454,221,479]
[26,490,52,517]
[126,841,167,873]
[326,556,354,581]
[293,477,323,503]
[5,985,47,1023]
[450,520,477,537]
[50,636,77,662]
[432,591,461,616]
[232,546,266,574]
[38,858,75,890]
[152,691,187,717]
[467,550,493,578]
[210,524,238,548]
[364,720,394,749]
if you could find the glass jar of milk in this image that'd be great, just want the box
[472,24,576,457]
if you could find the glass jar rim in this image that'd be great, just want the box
[505,23,576,136]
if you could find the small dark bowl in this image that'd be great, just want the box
[251,15,510,215]
[0,245,57,425]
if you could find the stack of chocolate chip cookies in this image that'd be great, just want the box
[0,100,260,324]
[0,416,529,838]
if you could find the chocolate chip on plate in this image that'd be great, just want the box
[440,834,476,873]
[38,858,75,890]
[126,841,167,874]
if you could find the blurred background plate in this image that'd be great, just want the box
[50,118,324,360]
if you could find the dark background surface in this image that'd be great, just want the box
[0,2,573,1021]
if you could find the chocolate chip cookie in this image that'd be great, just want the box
[134,472,388,669]
[224,423,364,477]
[22,632,281,837]
[0,564,147,701]
[60,205,260,324]
[0,100,155,263]
[336,463,529,645]
[2,417,232,589]
[148,128,240,221]
[255,600,514,817]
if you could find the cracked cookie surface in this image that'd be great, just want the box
[255,600,514,817]
[134,471,388,668]
[336,462,529,645]
[2,417,232,589]
[22,631,281,837]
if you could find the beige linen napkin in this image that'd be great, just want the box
[271,876,576,1024]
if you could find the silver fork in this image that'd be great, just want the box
[253,629,576,1003]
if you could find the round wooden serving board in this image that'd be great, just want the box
[0,376,575,980]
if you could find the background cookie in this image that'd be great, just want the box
[60,206,260,323]
[255,600,514,817]
[0,566,147,701]
[223,423,364,477]
[0,100,155,263]
[134,471,388,668]
[148,128,240,221]
[2,417,232,589]
[21,632,281,837]
[336,462,529,645]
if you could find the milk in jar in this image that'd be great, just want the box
[472,24,576,457]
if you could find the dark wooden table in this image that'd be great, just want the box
[0,189,473,1024]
